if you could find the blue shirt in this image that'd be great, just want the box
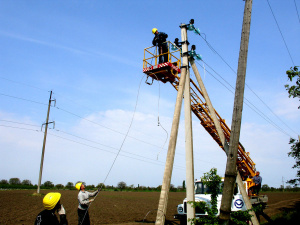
[253,175,262,185]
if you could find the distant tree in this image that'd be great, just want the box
[182,180,186,190]
[0,179,8,184]
[284,67,300,187]
[55,184,64,189]
[156,185,162,191]
[117,181,127,191]
[86,184,95,190]
[9,178,21,185]
[22,179,32,186]
[170,184,176,191]
[287,138,300,187]
[261,184,270,191]
[285,185,292,190]
[285,66,300,108]
[43,181,54,188]
[97,183,105,190]
[65,182,74,189]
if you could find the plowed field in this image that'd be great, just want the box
[0,190,299,224]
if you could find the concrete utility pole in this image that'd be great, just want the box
[155,28,189,224]
[37,91,55,194]
[219,0,253,224]
[191,54,259,225]
[182,32,196,225]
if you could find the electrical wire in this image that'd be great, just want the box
[294,0,300,24]
[0,76,48,92]
[200,60,292,136]
[0,124,40,132]
[266,0,295,66]
[195,32,298,137]
[54,105,170,151]
[0,92,48,106]
[78,74,145,224]
[0,119,40,128]
[195,60,292,137]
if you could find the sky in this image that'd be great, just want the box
[0,0,299,189]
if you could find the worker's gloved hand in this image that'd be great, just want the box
[58,204,66,215]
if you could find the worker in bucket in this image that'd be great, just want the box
[252,171,262,195]
[34,192,68,225]
[152,28,168,64]
[76,182,99,225]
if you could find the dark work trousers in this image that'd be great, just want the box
[253,184,261,195]
[159,43,168,64]
[78,208,90,225]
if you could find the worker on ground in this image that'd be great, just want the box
[252,171,262,195]
[34,192,68,225]
[76,182,99,225]
[152,28,168,64]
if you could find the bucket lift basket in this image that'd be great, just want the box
[143,41,181,83]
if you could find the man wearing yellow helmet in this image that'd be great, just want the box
[152,28,168,64]
[76,182,99,225]
[34,192,68,225]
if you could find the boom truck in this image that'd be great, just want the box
[143,41,268,221]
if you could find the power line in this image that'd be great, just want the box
[0,92,48,106]
[196,28,297,137]
[0,124,40,132]
[294,0,300,23]
[266,0,295,66]
[195,61,293,137]
[0,119,40,128]
[200,60,295,136]
[54,106,170,151]
[0,76,48,92]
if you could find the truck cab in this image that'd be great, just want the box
[174,179,247,223]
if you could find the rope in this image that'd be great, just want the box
[79,74,146,225]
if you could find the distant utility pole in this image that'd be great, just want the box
[37,91,55,194]
[219,0,253,224]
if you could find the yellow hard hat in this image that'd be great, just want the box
[43,192,61,210]
[152,28,158,34]
[75,182,82,191]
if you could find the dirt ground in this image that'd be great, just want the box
[0,190,299,225]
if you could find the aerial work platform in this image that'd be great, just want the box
[143,41,181,83]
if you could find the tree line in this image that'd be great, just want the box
[0,178,185,192]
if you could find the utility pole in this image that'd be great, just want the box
[37,91,55,194]
[155,32,188,224]
[219,0,253,224]
[182,29,196,224]
[191,55,259,225]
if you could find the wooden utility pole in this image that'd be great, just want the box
[155,33,188,224]
[37,91,54,194]
[219,0,253,223]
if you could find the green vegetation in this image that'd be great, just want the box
[285,66,300,187]
[188,168,254,225]
[0,178,185,192]
[285,66,300,108]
